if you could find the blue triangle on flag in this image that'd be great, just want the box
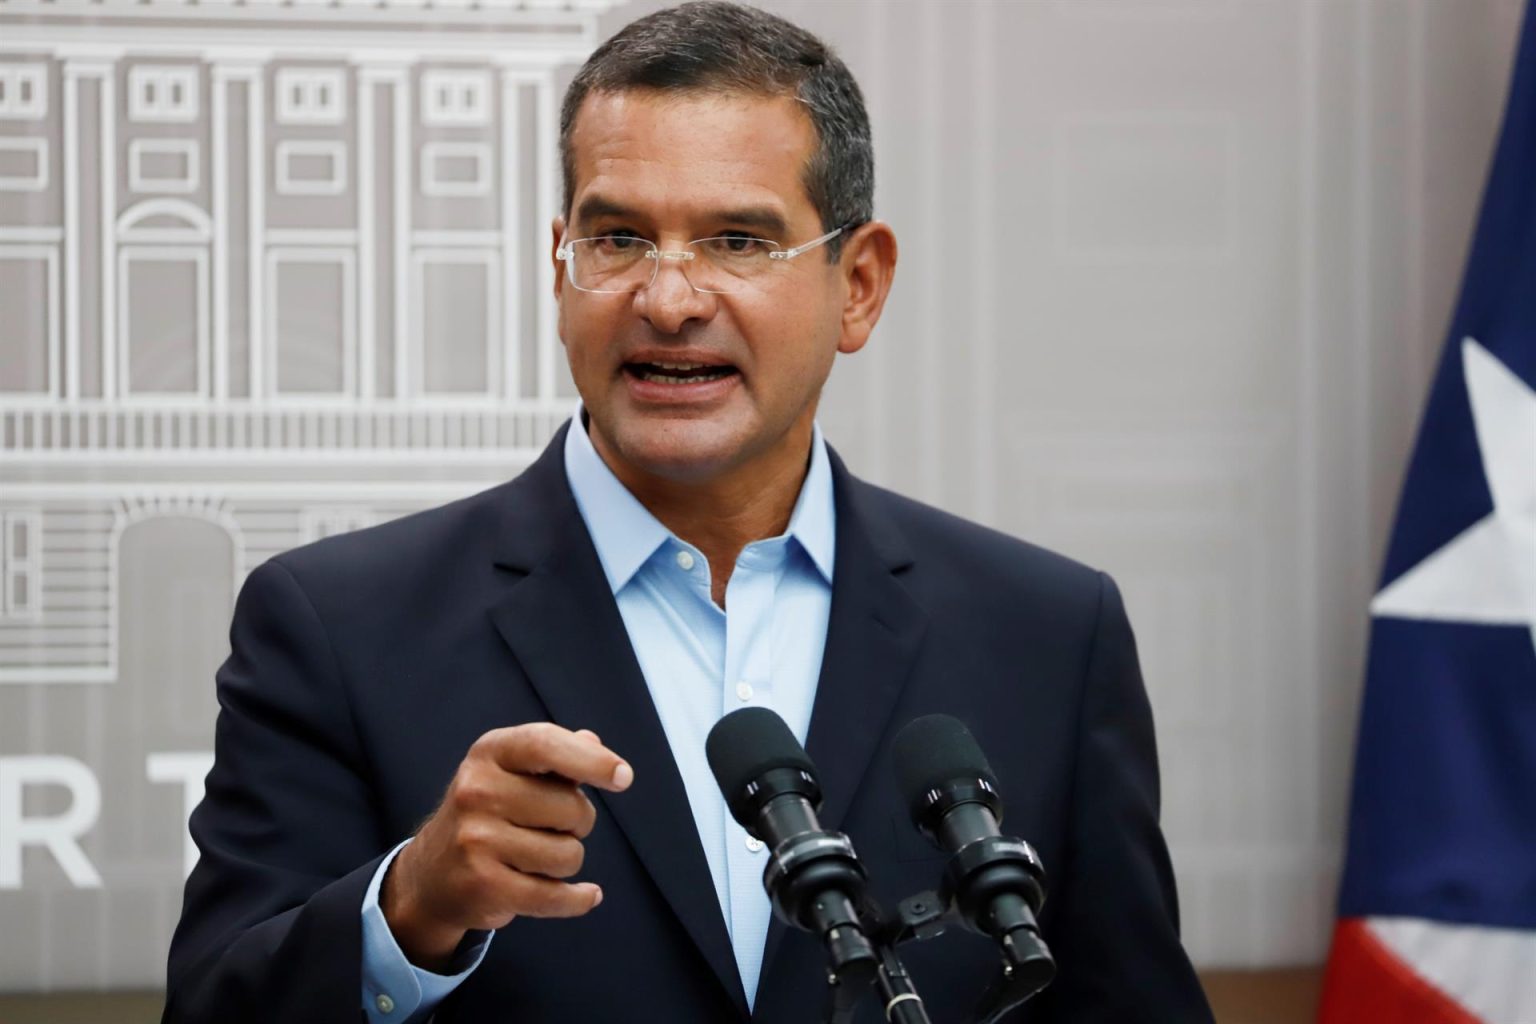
[1336,1,1536,932]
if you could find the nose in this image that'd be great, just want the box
[633,254,717,334]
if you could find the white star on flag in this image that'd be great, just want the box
[1371,337,1536,656]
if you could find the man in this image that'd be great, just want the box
[164,3,1213,1022]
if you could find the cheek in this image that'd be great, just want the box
[737,289,816,346]
[771,289,839,346]
[774,281,841,339]
[562,307,614,369]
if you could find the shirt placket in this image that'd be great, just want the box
[721,544,779,1003]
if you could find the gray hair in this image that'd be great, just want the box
[560,0,873,260]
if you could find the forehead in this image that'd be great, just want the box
[567,90,819,225]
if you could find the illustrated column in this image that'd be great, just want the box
[60,50,116,402]
[210,57,264,404]
[533,68,558,402]
[498,65,531,404]
[357,58,409,404]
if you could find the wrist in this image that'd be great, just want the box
[380,850,468,972]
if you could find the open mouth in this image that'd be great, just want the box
[624,361,739,385]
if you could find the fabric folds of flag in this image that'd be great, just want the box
[1318,4,1536,1023]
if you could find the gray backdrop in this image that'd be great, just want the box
[0,0,1525,992]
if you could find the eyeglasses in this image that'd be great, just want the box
[556,226,848,294]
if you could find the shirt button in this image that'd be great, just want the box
[675,550,695,571]
[745,836,764,853]
[375,994,396,1014]
[735,681,753,702]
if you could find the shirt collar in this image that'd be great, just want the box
[563,409,836,594]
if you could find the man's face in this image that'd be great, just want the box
[555,90,861,486]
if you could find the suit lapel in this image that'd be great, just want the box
[487,425,749,1018]
[756,455,930,1001]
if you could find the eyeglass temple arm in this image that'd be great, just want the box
[771,225,845,261]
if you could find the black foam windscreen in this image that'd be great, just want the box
[706,707,817,816]
[891,714,1000,810]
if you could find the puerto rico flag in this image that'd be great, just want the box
[1318,4,1536,1023]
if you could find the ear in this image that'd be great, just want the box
[837,221,898,355]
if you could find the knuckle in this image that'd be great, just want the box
[529,882,571,917]
[455,818,501,857]
[508,874,550,916]
[468,729,502,761]
[524,724,558,765]
[502,775,541,825]
[540,782,584,833]
[549,837,585,878]
[449,773,492,813]
[447,787,474,816]
[572,797,598,839]
[451,823,480,855]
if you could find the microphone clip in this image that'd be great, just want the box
[938,834,1055,1024]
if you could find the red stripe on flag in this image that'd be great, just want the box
[1317,918,1482,1024]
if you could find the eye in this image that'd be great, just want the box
[591,232,647,254]
[702,234,768,257]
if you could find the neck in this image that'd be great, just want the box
[590,422,814,606]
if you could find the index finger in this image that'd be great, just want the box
[480,723,634,792]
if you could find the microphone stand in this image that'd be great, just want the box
[820,879,1056,1024]
[873,944,930,1024]
[822,891,947,1024]
[823,937,931,1024]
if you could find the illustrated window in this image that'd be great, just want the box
[276,68,347,125]
[0,64,48,119]
[421,69,490,126]
[1,511,42,621]
[128,65,199,123]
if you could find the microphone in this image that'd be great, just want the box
[706,708,879,996]
[892,714,1055,1000]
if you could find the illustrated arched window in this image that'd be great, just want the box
[116,200,213,400]
[116,513,231,732]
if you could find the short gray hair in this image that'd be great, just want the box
[560,0,873,260]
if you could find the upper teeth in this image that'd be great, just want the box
[651,361,713,371]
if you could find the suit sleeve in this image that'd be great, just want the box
[1028,572,1214,1023]
[163,557,388,1023]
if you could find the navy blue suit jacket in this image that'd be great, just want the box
[163,423,1212,1023]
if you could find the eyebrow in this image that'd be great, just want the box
[574,195,790,237]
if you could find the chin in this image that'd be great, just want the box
[604,421,752,484]
[620,440,743,484]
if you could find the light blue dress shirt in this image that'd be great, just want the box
[360,416,835,1021]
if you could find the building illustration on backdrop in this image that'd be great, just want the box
[0,0,621,687]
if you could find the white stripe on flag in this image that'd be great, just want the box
[1368,916,1536,1023]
